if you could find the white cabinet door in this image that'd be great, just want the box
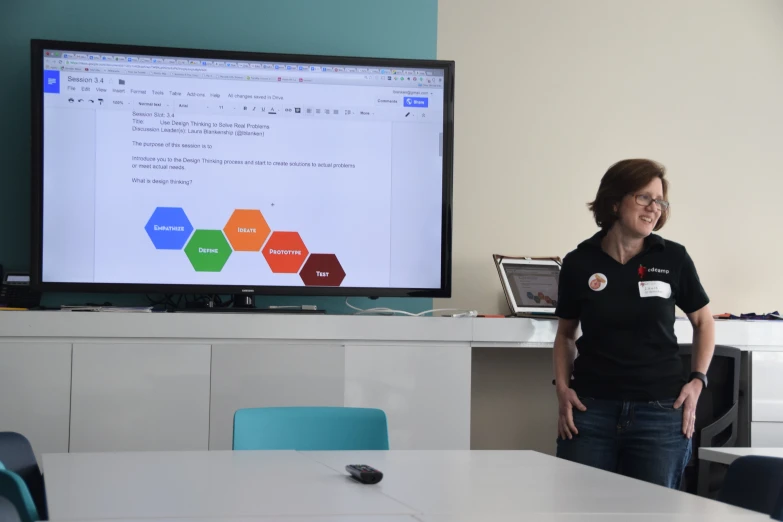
[209,342,345,450]
[751,351,783,422]
[70,342,211,452]
[0,342,71,463]
[751,422,783,447]
[344,343,472,450]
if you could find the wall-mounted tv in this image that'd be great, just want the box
[30,39,454,299]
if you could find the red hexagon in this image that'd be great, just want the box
[299,254,346,286]
[262,231,309,273]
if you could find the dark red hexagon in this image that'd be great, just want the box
[299,253,346,286]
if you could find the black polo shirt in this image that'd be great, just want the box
[555,230,709,401]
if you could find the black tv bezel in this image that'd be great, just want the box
[30,39,454,299]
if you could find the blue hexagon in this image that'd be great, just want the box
[145,207,194,250]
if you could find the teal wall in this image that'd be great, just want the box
[1,0,438,314]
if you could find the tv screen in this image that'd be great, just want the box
[30,40,454,298]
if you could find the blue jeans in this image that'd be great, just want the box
[556,396,692,489]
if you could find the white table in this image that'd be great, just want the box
[42,450,414,519]
[42,450,768,521]
[417,517,765,522]
[305,450,767,520]
[700,447,783,466]
[37,517,764,522]
[50,519,416,522]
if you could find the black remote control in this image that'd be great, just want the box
[346,464,383,484]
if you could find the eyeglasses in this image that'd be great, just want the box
[633,193,670,211]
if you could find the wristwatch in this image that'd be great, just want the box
[689,371,708,389]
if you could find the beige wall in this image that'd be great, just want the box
[436,0,783,316]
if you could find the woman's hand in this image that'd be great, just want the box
[674,380,703,439]
[557,387,587,440]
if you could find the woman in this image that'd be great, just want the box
[553,158,715,490]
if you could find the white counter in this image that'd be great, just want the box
[1,311,782,348]
[1,311,781,461]
[472,315,783,350]
[0,311,473,342]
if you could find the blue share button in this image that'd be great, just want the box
[403,96,428,108]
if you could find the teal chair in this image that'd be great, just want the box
[0,469,39,522]
[233,407,389,450]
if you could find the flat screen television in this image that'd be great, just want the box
[30,39,454,300]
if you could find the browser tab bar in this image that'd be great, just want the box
[44,49,447,91]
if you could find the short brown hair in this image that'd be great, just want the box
[588,159,669,231]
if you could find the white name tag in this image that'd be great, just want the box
[639,281,672,299]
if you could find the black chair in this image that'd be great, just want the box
[678,344,741,498]
[773,487,783,521]
[0,433,47,520]
[718,455,783,516]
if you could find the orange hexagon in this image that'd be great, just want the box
[223,209,271,252]
[263,231,309,273]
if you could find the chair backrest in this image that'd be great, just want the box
[0,433,46,520]
[0,469,39,522]
[233,407,390,451]
[678,345,741,447]
[718,455,783,516]
[773,487,783,521]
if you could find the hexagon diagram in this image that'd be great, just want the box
[223,209,271,252]
[184,230,233,272]
[299,254,346,287]
[145,207,193,249]
[263,231,309,273]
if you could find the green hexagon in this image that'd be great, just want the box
[184,230,232,272]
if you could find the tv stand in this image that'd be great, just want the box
[233,294,255,309]
[176,294,325,314]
